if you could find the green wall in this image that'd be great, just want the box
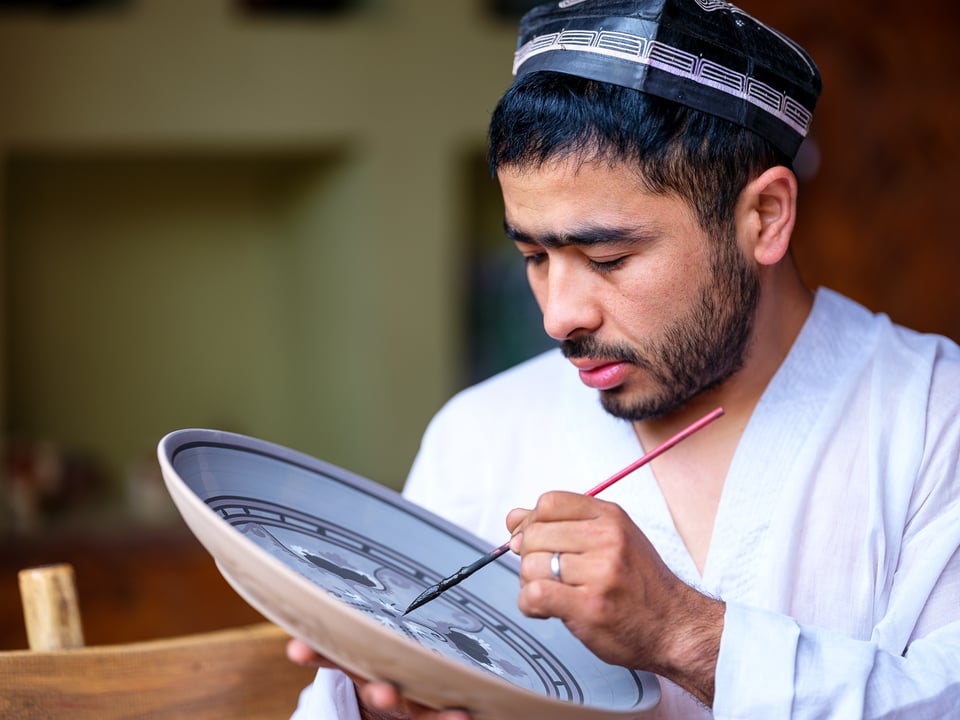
[0,1,523,529]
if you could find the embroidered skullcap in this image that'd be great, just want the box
[513,0,822,159]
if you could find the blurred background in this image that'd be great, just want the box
[1,0,958,649]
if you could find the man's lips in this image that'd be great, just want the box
[571,359,632,391]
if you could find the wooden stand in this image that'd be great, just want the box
[3,562,317,719]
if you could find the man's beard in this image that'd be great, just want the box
[560,235,761,421]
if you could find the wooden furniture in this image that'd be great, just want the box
[0,527,271,651]
[0,564,318,719]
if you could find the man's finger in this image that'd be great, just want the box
[286,637,324,666]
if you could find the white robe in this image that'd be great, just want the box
[295,288,960,718]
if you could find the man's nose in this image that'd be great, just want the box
[540,262,602,341]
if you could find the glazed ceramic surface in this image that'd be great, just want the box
[159,429,660,719]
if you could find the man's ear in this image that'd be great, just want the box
[740,166,798,267]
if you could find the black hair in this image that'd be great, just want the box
[487,71,792,240]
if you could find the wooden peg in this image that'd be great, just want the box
[18,563,85,650]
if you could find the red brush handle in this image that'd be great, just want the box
[584,406,725,497]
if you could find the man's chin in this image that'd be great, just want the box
[598,387,687,422]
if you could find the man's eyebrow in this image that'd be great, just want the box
[503,221,655,249]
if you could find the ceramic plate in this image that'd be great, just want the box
[158,429,660,719]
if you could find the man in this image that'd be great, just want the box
[290,1,960,717]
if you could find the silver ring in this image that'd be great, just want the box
[550,551,563,582]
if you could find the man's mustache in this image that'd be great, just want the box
[560,335,644,367]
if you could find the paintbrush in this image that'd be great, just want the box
[402,406,724,615]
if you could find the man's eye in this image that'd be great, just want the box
[523,253,547,267]
[587,256,628,274]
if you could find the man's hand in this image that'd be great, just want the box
[506,491,724,706]
[286,638,472,720]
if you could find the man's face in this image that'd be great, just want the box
[499,156,760,421]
